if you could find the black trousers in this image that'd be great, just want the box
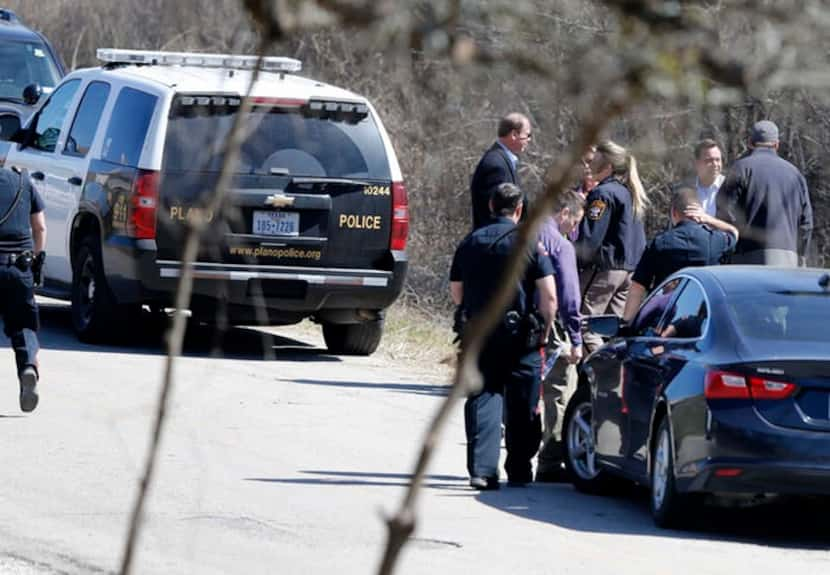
[0,263,40,376]
[465,338,542,482]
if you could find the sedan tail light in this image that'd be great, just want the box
[705,370,797,400]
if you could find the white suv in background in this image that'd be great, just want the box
[0,49,409,355]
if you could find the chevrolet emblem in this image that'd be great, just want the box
[265,194,295,208]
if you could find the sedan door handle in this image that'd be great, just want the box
[68,176,83,186]
[31,171,45,181]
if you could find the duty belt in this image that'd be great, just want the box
[2,251,33,270]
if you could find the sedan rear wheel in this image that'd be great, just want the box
[650,418,698,528]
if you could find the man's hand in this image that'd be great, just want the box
[32,251,45,287]
[684,205,710,225]
[684,205,740,239]
[568,345,583,364]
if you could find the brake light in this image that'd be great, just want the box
[249,97,307,107]
[390,181,409,251]
[130,170,159,239]
[705,370,796,400]
[749,376,797,399]
[714,468,744,477]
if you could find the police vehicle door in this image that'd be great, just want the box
[5,78,82,283]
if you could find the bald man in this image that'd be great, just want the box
[470,112,532,230]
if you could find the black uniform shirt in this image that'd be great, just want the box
[574,176,646,272]
[450,216,553,318]
[0,169,44,254]
[632,220,735,291]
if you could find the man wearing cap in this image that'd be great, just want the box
[717,120,813,266]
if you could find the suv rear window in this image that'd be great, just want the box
[162,99,391,179]
[101,87,157,167]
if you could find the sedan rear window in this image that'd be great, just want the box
[162,99,390,180]
[729,292,830,342]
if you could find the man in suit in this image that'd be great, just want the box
[470,113,532,230]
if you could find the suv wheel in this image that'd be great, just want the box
[322,319,383,356]
[71,238,138,342]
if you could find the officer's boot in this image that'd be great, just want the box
[19,366,39,413]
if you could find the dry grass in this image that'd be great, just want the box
[375,301,455,376]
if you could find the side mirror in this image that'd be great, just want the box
[0,113,21,142]
[22,83,42,106]
[585,315,623,338]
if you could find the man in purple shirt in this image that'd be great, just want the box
[536,190,585,482]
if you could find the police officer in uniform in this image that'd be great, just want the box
[0,165,46,413]
[574,140,647,353]
[622,186,737,321]
[450,183,557,489]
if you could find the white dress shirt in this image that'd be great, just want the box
[696,174,725,217]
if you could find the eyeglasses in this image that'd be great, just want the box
[517,131,532,141]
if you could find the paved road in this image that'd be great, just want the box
[0,300,828,574]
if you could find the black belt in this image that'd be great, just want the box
[2,251,33,269]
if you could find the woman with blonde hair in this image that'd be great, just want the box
[574,140,647,352]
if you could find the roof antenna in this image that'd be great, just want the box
[819,273,830,290]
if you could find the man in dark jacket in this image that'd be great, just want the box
[469,113,531,230]
[717,120,813,266]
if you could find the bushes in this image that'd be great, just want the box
[10,0,829,315]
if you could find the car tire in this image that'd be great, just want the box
[322,319,383,356]
[650,417,697,528]
[71,238,138,343]
[563,386,613,494]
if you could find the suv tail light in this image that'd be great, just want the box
[390,181,409,251]
[705,370,797,400]
[129,170,160,239]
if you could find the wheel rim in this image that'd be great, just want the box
[567,401,599,480]
[652,427,670,509]
[77,254,97,327]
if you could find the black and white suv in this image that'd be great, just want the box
[0,49,409,355]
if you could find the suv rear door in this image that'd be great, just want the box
[156,97,394,272]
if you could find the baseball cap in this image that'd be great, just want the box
[750,120,779,144]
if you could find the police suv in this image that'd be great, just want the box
[0,49,409,355]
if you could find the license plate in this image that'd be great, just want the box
[252,210,299,236]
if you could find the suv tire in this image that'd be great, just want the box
[322,319,383,356]
[71,238,138,342]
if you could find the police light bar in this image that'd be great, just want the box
[96,49,302,73]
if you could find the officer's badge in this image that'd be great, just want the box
[587,199,607,221]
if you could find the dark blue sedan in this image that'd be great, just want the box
[564,266,830,527]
